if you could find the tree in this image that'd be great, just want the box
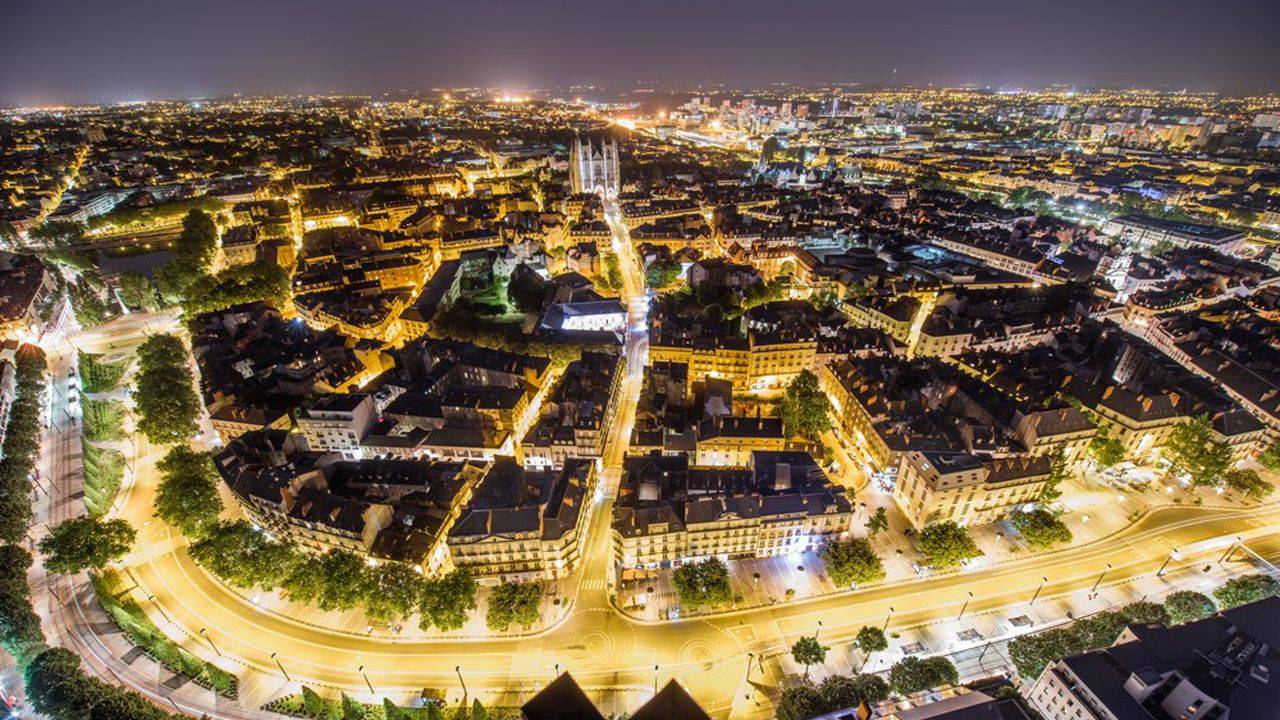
[1088,425,1126,468]
[188,520,298,589]
[117,271,160,312]
[1214,574,1280,609]
[298,550,368,612]
[382,699,409,720]
[0,545,46,665]
[645,259,682,290]
[134,334,201,444]
[1009,602,1175,679]
[855,626,888,658]
[419,568,478,631]
[780,369,832,441]
[0,346,46,544]
[864,506,888,535]
[848,673,890,704]
[153,446,223,538]
[180,259,291,316]
[1040,446,1068,503]
[469,698,489,720]
[1164,591,1216,625]
[363,562,425,622]
[25,647,101,718]
[791,635,828,677]
[1010,509,1073,549]
[301,686,336,719]
[28,220,87,249]
[821,537,885,587]
[39,517,135,574]
[173,209,219,274]
[888,656,958,696]
[1163,415,1231,486]
[486,581,542,632]
[341,692,366,720]
[1257,439,1280,472]
[672,557,733,608]
[916,521,982,568]
[776,685,825,720]
[1223,468,1273,501]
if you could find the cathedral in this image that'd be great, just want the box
[569,136,620,196]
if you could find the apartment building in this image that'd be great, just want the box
[893,451,1050,531]
[612,451,853,568]
[297,393,376,458]
[447,458,595,580]
[1027,598,1278,720]
[521,351,623,469]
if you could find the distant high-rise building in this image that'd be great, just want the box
[570,136,619,196]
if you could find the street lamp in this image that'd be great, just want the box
[654,663,660,694]
[1156,548,1181,577]
[815,620,823,640]
[198,627,220,657]
[358,665,375,695]
[271,652,290,682]
[958,591,974,621]
[1029,576,1048,606]
[883,606,895,631]
[456,665,467,697]
[1091,563,1112,594]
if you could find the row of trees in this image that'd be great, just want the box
[133,334,201,444]
[153,445,529,631]
[1010,576,1280,682]
[0,344,184,719]
[0,346,47,543]
[780,645,957,718]
[188,519,483,628]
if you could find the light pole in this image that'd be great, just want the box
[815,620,823,640]
[958,591,974,621]
[882,606,894,631]
[1029,576,1048,606]
[1091,563,1112,594]
[199,627,220,657]
[1156,549,1180,577]
[358,665,375,695]
[654,664,659,694]
[271,652,290,682]
[456,665,467,697]
[1219,537,1242,564]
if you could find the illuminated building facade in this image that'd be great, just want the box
[570,137,620,197]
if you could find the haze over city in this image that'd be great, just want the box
[3,0,1280,105]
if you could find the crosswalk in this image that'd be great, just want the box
[581,579,607,590]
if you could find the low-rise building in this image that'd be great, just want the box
[1026,597,1279,720]
[447,457,595,580]
[612,451,853,568]
[893,450,1050,531]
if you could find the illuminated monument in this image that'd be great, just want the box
[570,136,620,196]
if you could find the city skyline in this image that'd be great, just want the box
[2,0,1280,106]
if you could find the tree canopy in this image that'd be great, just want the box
[672,557,733,608]
[486,581,542,631]
[888,656,959,696]
[780,369,831,441]
[1163,415,1231,486]
[1011,509,1073,549]
[133,334,201,444]
[153,445,223,538]
[917,521,982,568]
[39,517,135,574]
[821,537,885,587]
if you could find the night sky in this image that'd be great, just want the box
[2,0,1278,105]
